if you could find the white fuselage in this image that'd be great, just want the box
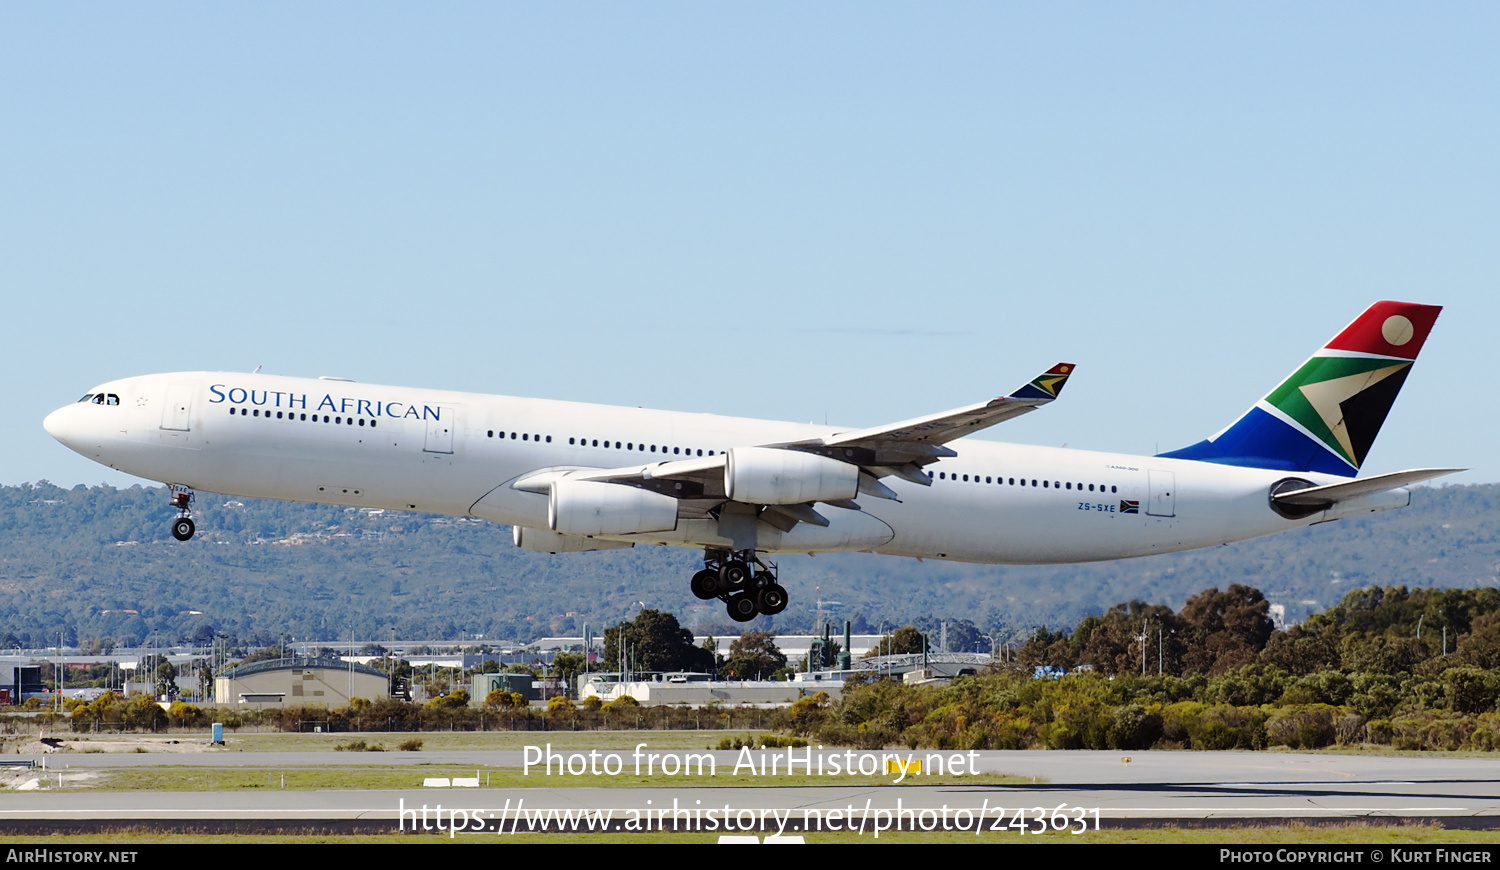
[43,372,1394,564]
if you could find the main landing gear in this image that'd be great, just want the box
[690,549,788,623]
[169,485,196,541]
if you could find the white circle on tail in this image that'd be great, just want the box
[1381,314,1414,346]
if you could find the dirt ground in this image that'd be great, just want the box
[6,734,224,755]
[0,734,224,789]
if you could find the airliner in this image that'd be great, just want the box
[43,301,1459,623]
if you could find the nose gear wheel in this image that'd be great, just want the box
[168,485,196,541]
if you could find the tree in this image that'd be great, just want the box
[721,631,787,680]
[1014,626,1081,672]
[865,626,926,658]
[1179,585,1273,676]
[1078,601,1183,677]
[154,661,179,699]
[550,652,585,687]
[602,610,715,673]
[427,688,470,710]
[197,662,213,703]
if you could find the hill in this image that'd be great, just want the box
[0,481,1493,647]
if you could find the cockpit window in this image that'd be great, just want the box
[106,394,119,406]
[80,393,119,405]
[92,395,105,404]
[77,394,93,403]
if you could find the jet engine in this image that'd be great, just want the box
[548,479,679,536]
[724,446,860,505]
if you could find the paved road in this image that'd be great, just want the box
[4,749,1497,832]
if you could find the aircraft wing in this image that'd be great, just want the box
[817,362,1074,451]
[760,362,1076,490]
[510,364,1076,530]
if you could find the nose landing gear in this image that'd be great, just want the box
[169,485,196,541]
[691,549,788,622]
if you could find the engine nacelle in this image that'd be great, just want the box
[549,479,679,536]
[513,526,635,553]
[725,446,860,505]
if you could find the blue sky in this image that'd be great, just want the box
[5,3,1495,487]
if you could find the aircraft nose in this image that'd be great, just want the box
[43,404,87,452]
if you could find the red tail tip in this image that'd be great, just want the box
[1324,301,1442,360]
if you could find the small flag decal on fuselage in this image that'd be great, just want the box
[1120,500,1139,514]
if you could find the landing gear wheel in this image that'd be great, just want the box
[690,569,720,600]
[726,593,759,623]
[756,583,788,615]
[719,560,751,590]
[171,517,196,541]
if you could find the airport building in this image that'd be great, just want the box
[214,656,390,708]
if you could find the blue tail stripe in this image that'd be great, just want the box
[1158,406,1356,477]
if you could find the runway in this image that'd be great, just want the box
[2,749,1497,834]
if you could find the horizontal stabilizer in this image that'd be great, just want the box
[1272,468,1465,507]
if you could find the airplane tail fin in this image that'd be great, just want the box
[1158,301,1442,477]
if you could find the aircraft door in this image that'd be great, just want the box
[161,384,193,431]
[423,407,456,454]
[1146,470,1176,517]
